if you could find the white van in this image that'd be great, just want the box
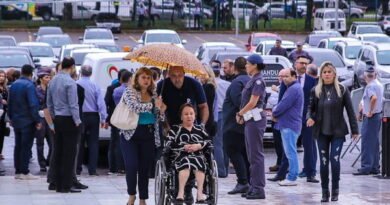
[314,9,346,33]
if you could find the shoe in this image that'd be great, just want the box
[298,171,307,178]
[184,192,194,204]
[14,174,22,179]
[20,173,39,180]
[307,176,319,183]
[48,183,56,191]
[278,179,297,186]
[321,189,330,202]
[73,181,88,189]
[267,176,285,182]
[227,183,249,195]
[89,173,99,176]
[174,198,184,204]
[57,188,82,193]
[40,167,47,172]
[297,147,304,153]
[245,191,266,200]
[352,171,370,176]
[370,170,380,175]
[331,189,339,201]
[269,165,279,172]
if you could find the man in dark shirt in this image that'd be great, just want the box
[8,64,41,180]
[269,39,288,58]
[221,59,236,82]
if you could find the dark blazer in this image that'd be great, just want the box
[279,74,317,124]
[306,84,359,139]
[104,82,120,124]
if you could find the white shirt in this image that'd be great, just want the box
[298,73,305,88]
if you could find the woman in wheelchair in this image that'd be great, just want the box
[165,103,212,204]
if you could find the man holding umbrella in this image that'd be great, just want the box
[157,65,209,203]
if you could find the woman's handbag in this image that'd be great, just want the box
[110,96,139,130]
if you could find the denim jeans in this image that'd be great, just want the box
[280,128,300,181]
[108,126,124,172]
[14,124,36,174]
[317,135,344,190]
[360,113,381,173]
[214,112,228,177]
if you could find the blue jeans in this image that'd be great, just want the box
[14,124,36,175]
[280,128,300,181]
[360,113,381,173]
[317,135,344,190]
[214,112,228,177]
[108,126,124,172]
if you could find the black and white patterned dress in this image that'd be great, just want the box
[165,125,211,172]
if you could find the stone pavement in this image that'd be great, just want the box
[1,136,390,205]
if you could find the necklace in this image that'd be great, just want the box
[324,86,333,101]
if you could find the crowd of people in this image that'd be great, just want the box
[0,39,385,204]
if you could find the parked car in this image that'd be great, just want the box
[136,29,186,49]
[254,40,296,55]
[59,44,97,62]
[34,26,63,38]
[353,43,390,88]
[210,51,252,65]
[0,5,32,20]
[246,32,281,52]
[96,43,121,52]
[95,12,121,33]
[347,22,383,39]
[306,48,353,88]
[36,34,73,56]
[195,42,239,59]
[358,34,390,44]
[0,35,17,46]
[18,42,57,67]
[52,1,100,20]
[223,1,267,19]
[313,0,364,18]
[317,37,359,49]
[305,32,342,47]
[333,40,363,66]
[0,47,37,70]
[313,9,346,33]
[263,2,304,18]
[379,15,390,35]
[80,27,117,45]
[70,48,110,72]
[183,2,212,19]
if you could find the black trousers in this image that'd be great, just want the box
[35,119,53,168]
[0,119,6,154]
[53,116,79,191]
[272,122,283,166]
[224,130,250,185]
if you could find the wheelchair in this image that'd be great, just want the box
[154,145,218,205]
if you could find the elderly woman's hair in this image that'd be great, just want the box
[315,61,343,98]
[132,67,155,95]
[179,103,197,118]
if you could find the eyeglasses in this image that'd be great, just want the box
[296,61,308,65]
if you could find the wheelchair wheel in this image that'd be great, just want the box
[209,160,218,205]
[155,159,168,205]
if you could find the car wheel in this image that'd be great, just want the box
[42,12,51,21]
[350,14,359,18]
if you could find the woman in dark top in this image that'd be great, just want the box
[198,66,216,136]
[166,103,211,204]
[307,62,358,202]
[0,70,7,160]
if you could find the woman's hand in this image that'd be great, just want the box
[2,99,7,105]
[184,144,202,153]
[306,118,315,127]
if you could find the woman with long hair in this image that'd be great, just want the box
[0,70,7,160]
[120,67,166,205]
[307,62,358,202]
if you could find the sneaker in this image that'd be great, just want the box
[278,179,298,186]
[20,173,39,180]
[14,174,22,180]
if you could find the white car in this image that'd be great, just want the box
[333,40,363,66]
[194,42,242,63]
[70,48,110,72]
[223,1,266,19]
[79,27,118,45]
[136,29,186,49]
[254,40,295,56]
[357,34,390,44]
[347,22,383,39]
[317,37,359,49]
[59,44,97,62]
[36,34,72,56]
[18,42,57,67]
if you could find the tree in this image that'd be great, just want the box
[383,0,389,15]
[305,0,313,31]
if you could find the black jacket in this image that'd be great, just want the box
[307,84,359,139]
[104,82,120,124]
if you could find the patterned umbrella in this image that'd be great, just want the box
[124,44,205,75]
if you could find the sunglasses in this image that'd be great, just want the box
[296,61,308,65]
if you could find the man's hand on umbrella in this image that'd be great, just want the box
[156,97,167,113]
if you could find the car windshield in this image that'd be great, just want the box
[357,26,383,34]
[0,53,30,68]
[72,52,89,65]
[324,11,345,18]
[0,38,16,46]
[377,50,390,65]
[38,28,62,36]
[97,45,120,52]
[208,47,242,59]
[85,31,113,40]
[309,35,330,47]
[345,45,362,59]
[38,36,72,48]
[310,51,345,67]
[26,46,54,57]
[264,44,274,53]
[363,36,390,43]
[215,54,250,63]
[252,36,278,46]
[146,33,181,44]
[328,41,339,49]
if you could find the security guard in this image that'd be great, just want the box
[237,54,267,200]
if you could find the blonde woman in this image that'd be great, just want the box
[306,62,358,202]
[198,66,217,136]
[120,67,166,205]
[0,70,7,161]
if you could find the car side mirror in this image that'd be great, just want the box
[182,39,187,44]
